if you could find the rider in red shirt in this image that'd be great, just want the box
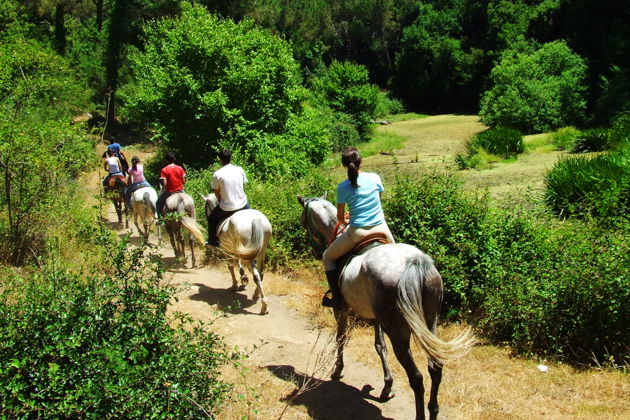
[156,151,186,218]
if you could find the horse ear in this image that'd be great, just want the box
[297,195,305,208]
[201,194,208,201]
[321,192,327,200]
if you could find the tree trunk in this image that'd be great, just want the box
[95,0,104,31]
[54,3,66,55]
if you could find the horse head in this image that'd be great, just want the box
[297,193,335,259]
[202,193,219,219]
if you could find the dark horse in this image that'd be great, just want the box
[104,175,128,227]
[298,195,475,420]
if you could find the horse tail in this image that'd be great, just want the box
[220,218,264,261]
[397,254,476,366]
[143,191,156,216]
[177,197,206,244]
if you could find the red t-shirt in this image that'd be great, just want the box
[160,164,186,192]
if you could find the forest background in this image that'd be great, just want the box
[0,0,628,416]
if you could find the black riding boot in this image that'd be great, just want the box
[322,269,341,309]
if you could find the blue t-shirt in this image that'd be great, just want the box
[336,172,385,227]
[107,143,122,157]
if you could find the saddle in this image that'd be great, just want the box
[105,175,127,191]
[336,232,389,285]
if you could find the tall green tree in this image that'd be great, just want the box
[124,2,303,166]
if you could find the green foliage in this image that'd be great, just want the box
[571,128,610,153]
[392,2,486,113]
[456,126,523,169]
[312,60,379,139]
[0,26,94,265]
[185,165,334,268]
[471,126,524,158]
[608,111,630,151]
[0,233,232,417]
[480,41,587,133]
[124,2,302,167]
[374,91,404,117]
[384,170,630,365]
[545,151,630,222]
[548,126,580,151]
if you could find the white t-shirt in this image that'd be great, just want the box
[212,164,248,211]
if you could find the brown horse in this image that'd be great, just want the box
[299,195,475,420]
[104,175,128,227]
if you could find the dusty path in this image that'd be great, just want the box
[102,205,424,419]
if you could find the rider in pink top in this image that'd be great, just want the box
[124,156,152,204]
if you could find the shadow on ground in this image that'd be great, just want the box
[190,282,259,315]
[267,364,393,420]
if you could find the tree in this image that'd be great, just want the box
[312,60,379,139]
[479,41,587,133]
[124,2,303,166]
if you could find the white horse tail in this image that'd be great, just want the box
[177,197,206,245]
[220,218,264,261]
[397,254,476,365]
[143,191,156,216]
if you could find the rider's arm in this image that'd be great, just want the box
[103,159,108,171]
[336,203,346,224]
[213,188,221,202]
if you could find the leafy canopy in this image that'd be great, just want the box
[124,2,303,166]
[480,40,587,133]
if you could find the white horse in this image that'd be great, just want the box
[129,186,160,242]
[203,194,272,315]
[299,195,475,420]
[161,192,205,267]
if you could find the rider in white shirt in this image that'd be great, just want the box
[206,149,250,246]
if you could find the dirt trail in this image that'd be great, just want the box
[101,198,422,419]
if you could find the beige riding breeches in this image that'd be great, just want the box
[323,222,395,271]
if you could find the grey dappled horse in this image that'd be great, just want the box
[203,194,272,315]
[129,186,160,242]
[298,195,475,420]
[161,192,205,267]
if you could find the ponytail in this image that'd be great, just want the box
[347,162,359,188]
[341,147,361,188]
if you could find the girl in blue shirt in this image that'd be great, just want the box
[322,147,395,309]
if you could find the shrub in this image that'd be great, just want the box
[545,151,630,221]
[374,91,405,118]
[471,126,523,158]
[312,60,379,140]
[480,41,587,133]
[609,111,630,151]
[571,128,610,153]
[0,233,232,417]
[455,127,522,169]
[124,2,302,167]
[549,126,580,151]
[385,170,630,365]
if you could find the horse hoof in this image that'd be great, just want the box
[241,276,249,285]
[259,307,269,315]
[331,371,344,380]
[379,390,395,401]
[229,286,238,293]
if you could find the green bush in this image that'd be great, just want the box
[609,111,630,151]
[312,60,379,140]
[124,2,302,167]
[571,128,610,153]
[384,171,630,365]
[0,234,232,417]
[545,151,630,221]
[471,126,523,158]
[455,127,522,169]
[374,91,405,118]
[549,126,580,151]
[480,41,587,133]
